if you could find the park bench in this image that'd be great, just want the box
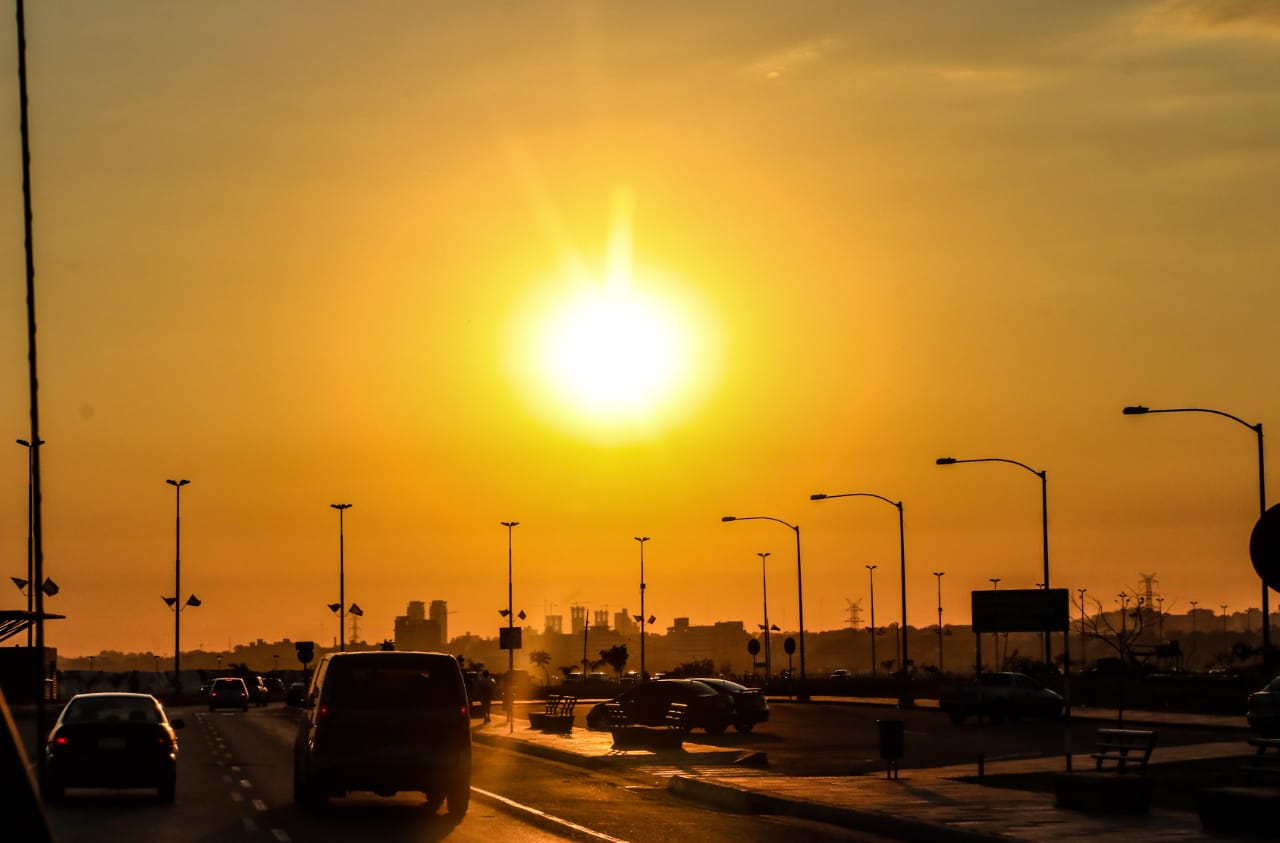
[1054,728,1158,813]
[527,694,577,732]
[608,701,689,750]
[1198,738,1280,834]
[1090,728,1158,773]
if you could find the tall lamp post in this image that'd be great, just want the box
[866,564,878,676]
[1077,587,1088,669]
[16,438,41,646]
[1222,604,1229,634]
[757,551,772,680]
[501,521,519,733]
[1191,600,1198,635]
[810,492,910,697]
[1123,405,1269,658]
[634,536,650,680]
[166,479,190,692]
[933,571,945,673]
[989,578,1001,669]
[937,456,1051,664]
[331,503,352,652]
[722,515,807,699]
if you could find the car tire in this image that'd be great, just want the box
[41,774,64,804]
[733,721,755,733]
[446,781,470,816]
[157,776,176,803]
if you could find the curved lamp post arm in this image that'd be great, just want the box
[722,515,806,697]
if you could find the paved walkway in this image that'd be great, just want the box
[472,704,1272,842]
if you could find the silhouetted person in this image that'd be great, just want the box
[477,670,495,724]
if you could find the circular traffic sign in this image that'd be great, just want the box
[1250,503,1280,592]
[747,638,761,655]
[784,636,796,655]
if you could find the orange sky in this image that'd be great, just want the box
[2,2,1280,658]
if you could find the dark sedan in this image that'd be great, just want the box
[209,677,250,711]
[690,677,769,732]
[585,679,734,734]
[1247,674,1280,737]
[43,692,183,802]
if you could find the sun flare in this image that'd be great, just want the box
[508,191,718,440]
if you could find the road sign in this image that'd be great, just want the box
[972,589,1069,633]
[499,627,523,650]
[295,640,314,665]
[1250,503,1280,592]
[783,637,796,655]
[747,638,761,655]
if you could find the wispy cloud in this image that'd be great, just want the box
[1140,0,1280,41]
[744,37,841,81]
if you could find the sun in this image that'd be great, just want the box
[508,192,717,439]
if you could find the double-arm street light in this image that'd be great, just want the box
[757,551,773,680]
[933,571,945,673]
[502,521,519,733]
[634,536,650,680]
[166,479,191,692]
[1123,405,1269,657]
[722,515,806,698]
[936,456,1051,664]
[331,503,352,652]
[810,492,910,692]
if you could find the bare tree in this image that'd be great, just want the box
[1074,590,1149,663]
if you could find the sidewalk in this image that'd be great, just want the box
[472,706,1270,842]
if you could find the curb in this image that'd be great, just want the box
[470,728,610,771]
[666,775,1011,843]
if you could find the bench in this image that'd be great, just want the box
[527,694,577,733]
[1090,728,1157,773]
[608,701,689,750]
[1054,729,1158,813]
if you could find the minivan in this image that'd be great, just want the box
[292,651,472,814]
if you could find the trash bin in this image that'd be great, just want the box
[878,718,904,760]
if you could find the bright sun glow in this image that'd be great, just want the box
[508,190,718,440]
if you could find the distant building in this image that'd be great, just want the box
[614,608,636,636]
[545,614,563,634]
[395,600,445,652]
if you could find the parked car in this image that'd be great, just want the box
[829,669,852,680]
[248,675,271,706]
[938,672,1063,724]
[208,677,250,712]
[690,677,769,732]
[1247,674,1280,737]
[584,679,734,734]
[42,692,184,802]
[292,651,472,814]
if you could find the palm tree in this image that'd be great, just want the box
[528,650,552,685]
[599,644,629,679]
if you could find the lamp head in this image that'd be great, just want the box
[935,457,957,465]
[634,536,649,542]
[328,602,342,613]
[1122,405,1149,415]
[809,493,827,500]
[331,502,352,511]
[502,521,519,528]
[721,516,736,522]
[166,478,189,487]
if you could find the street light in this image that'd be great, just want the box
[501,521,519,733]
[722,515,807,698]
[16,438,42,647]
[331,503,352,652]
[1191,600,1198,635]
[1222,604,1229,635]
[757,551,772,681]
[634,536,650,680]
[165,479,191,693]
[936,456,1051,664]
[1123,404,1269,656]
[1076,587,1088,669]
[866,564,878,676]
[989,578,1001,670]
[933,571,945,673]
[810,492,910,695]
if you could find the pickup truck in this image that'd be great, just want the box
[937,672,1063,724]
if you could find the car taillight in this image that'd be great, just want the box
[53,735,68,747]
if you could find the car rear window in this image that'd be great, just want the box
[63,696,161,724]
[327,663,463,709]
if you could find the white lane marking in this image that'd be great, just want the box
[471,787,629,842]
[270,830,291,842]
[239,779,252,789]
[230,792,244,803]
[252,798,268,812]
[231,765,240,772]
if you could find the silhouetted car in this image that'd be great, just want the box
[209,677,250,711]
[42,692,184,802]
[938,672,1063,724]
[1247,674,1280,737]
[248,675,271,706]
[585,679,734,734]
[285,681,307,707]
[292,651,472,815]
[690,677,770,732]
